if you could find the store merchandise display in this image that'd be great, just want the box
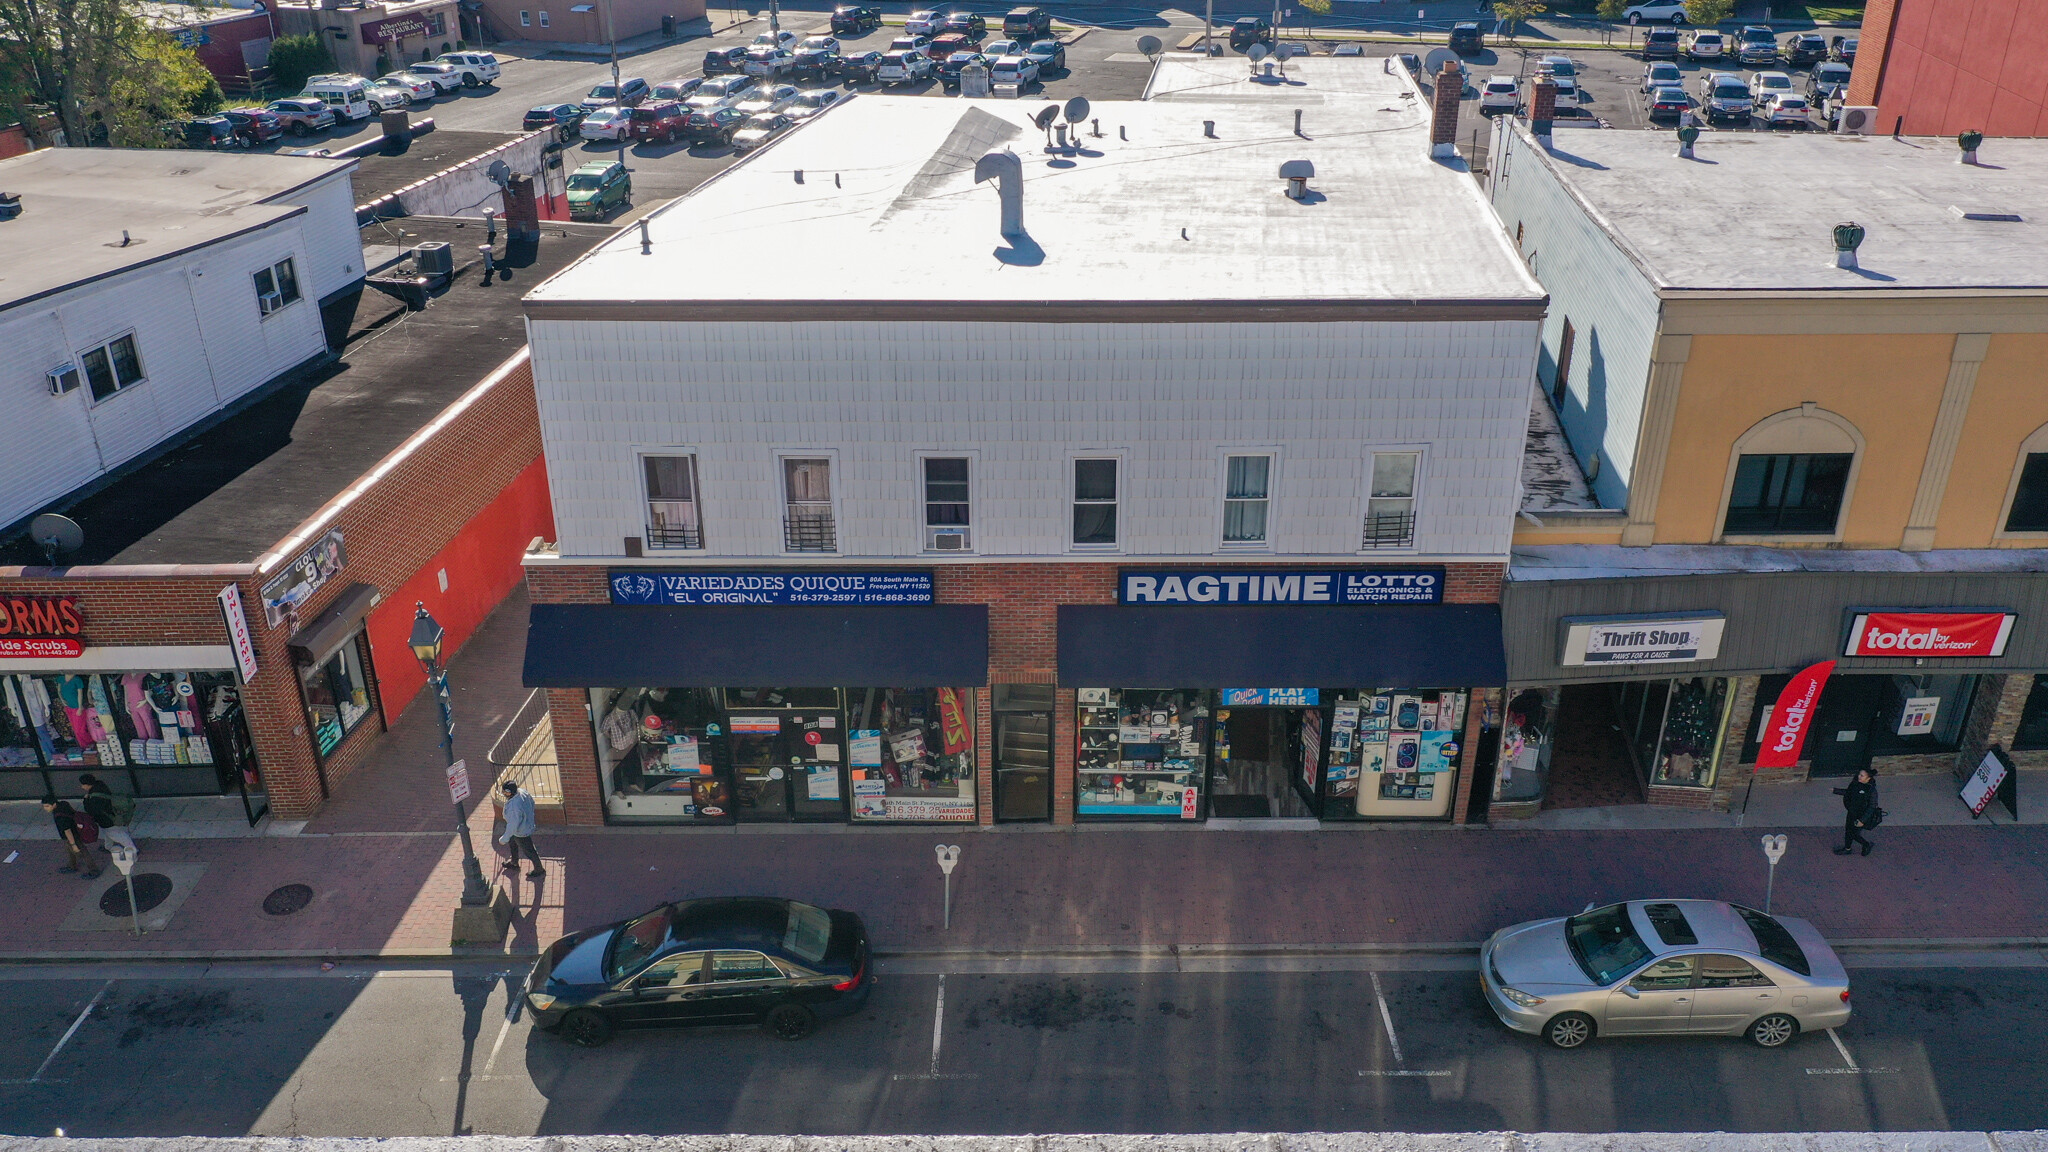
[1077,688,1207,817]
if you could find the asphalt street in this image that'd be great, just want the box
[3,956,2045,1137]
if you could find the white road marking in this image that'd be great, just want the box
[1827,1027,1858,1071]
[929,973,945,1075]
[1370,971,1405,1066]
[481,1010,516,1078]
[1807,1027,1896,1074]
[31,980,111,1083]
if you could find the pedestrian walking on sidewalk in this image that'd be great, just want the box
[80,773,138,858]
[499,780,544,878]
[1833,767,1879,856]
[43,796,101,878]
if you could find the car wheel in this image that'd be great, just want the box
[1627,12,1642,23]
[1544,1013,1595,1049]
[463,73,479,87]
[560,1009,613,1048]
[1672,12,1686,23]
[1749,1014,1798,1048]
[765,1002,817,1041]
[292,121,310,136]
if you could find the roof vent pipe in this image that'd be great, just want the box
[1293,108,1304,137]
[1279,158,1314,200]
[121,229,132,247]
[638,218,651,255]
[1203,119,1216,138]
[1832,221,1864,270]
[974,149,1024,238]
[1958,129,1983,165]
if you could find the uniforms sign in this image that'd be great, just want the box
[1843,611,2015,658]
[0,595,83,658]
[1118,567,1444,605]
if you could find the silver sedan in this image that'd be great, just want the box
[1480,899,1850,1049]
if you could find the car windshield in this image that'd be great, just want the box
[590,84,617,97]
[1819,65,1850,79]
[801,37,832,48]
[1544,59,1575,76]
[1714,82,1748,98]
[1743,28,1774,42]
[1736,906,1811,975]
[604,904,671,978]
[1564,904,1653,985]
[783,901,833,962]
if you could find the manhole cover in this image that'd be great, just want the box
[263,883,315,916]
[100,873,174,918]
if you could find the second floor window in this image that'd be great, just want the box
[254,258,301,316]
[1364,452,1418,548]
[784,458,836,552]
[1073,459,1118,546]
[1223,455,1270,544]
[924,457,970,550]
[2007,453,2048,533]
[1724,453,1852,536]
[81,334,145,401]
[643,455,701,549]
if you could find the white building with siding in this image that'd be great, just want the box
[0,148,362,534]
[523,69,1548,564]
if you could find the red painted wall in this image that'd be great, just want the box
[365,455,554,719]
[188,10,279,88]
[1850,0,2048,137]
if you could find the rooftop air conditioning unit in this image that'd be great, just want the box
[927,528,970,552]
[47,364,80,395]
[1836,105,1879,135]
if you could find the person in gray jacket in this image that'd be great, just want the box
[498,780,543,878]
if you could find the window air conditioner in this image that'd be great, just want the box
[259,291,283,314]
[927,527,970,551]
[1835,106,1879,135]
[47,364,80,395]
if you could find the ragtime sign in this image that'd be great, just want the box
[1118,567,1444,605]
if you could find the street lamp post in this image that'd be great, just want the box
[570,0,623,169]
[410,603,492,909]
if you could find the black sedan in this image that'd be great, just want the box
[526,897,872,1047]
[831,3,882,33]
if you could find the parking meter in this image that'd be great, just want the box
[108,843,142,936]
[934,844,961,928]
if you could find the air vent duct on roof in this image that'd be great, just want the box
[1948,205,2023,223]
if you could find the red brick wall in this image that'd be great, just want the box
[1849,0,2048,137]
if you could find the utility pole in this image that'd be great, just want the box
[1204,0,1214,55]
[769,0,780,33]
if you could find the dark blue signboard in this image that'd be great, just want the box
[610,570,935,606]
[1118,567,1445,606]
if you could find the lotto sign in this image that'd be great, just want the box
[1843,611,2015,658]
[1118,567,1444,605]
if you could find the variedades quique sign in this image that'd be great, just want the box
[611,570,934,606]
[1118,567,1444,606]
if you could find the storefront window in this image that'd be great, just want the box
[846,687,976,822]
[1349,688,1467,817]
[595,686,731,822]
[1868,674,1975,754]
[2016,675,2048,751]
[1495,686,1558,804]
[0,671,239,799]
[1076,689,1206,818]
[1650,677,1728,787]
[299,638,371,757]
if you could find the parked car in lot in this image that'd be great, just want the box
[379,73,438,102]
[785,88,843,120]
[366,79,414,110]
[1533,55,1575,79]
[405,61,465,94]
[685,105,748,142]
[166,116,241,149]
[221,108,285,144]
[835,50,884,84]
[704,45,748,74]
[653,77,705,101]
[905,7,943,34]
[878,50,934,84]
[578,105,632,141]
[889,34,934,54]
[304,74,375,121]
[586,76,650,109]
[1481,899,1848,1051]
[1478,76,1519,115]
[686,74,757,109]
[1022,38,1066,74]
[1736,25,1779,64]
[1764,93,1812,127]
[1784,32,1828,66]
[524,103,586,134]
[928,32,974,61]
[565,160,630,220]
[1749,70,1793,108]
[1004,4,1052,39]
[1836,36,1858,63]
[1448,22,1483,54]
[1699,71,1752,122]
[732,83,800,116]
[793,36,841,77]
[754,28,798,48]
[527,898,872,1047]
[1640,27,1680,59]
[1229,16,1273,50]
[744,45,795,76]
[730,112,793,153]
[989,54,1035,90]
[981,37,1021,59]
[1646,86,1689,119]
[830,3,881,34]
[940,9,986,38]
[1807,61,1852,102]
[1640,60,1682,91]
[1537,74,1579,109]
[266,97,336,135]
[435,51,501,86]
[937,51,989,89]
[1623,0,1689,24]
[1684,30,1724,61]
[628,100,687,143]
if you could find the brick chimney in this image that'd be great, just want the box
[1528,79,1557,146]
[1429,60,1461,159]
[502,173,540,243]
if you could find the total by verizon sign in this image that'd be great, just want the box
[1844,611,2016,658]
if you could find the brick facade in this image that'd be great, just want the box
[0,351,551,819]
[526,558,1506,828]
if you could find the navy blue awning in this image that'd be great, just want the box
[523,603,989,688]
[1057,604,1505,688]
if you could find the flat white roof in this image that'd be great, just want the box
[0,148,354,313]
[1509,122,2048,293]
[525,72,1546,318]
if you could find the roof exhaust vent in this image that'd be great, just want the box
[638,218,651,254]
[0,192,20,221]
[1293,108,1305,137]
[1279,159,1315,200]
[1203,119,1216,138]
[1957,129,1984,166]
[974,149,1024,238]
[1832,221,1864,270]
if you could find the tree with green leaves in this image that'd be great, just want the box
[1596,0,1628,19]
[1298,0,1331,38]
[0,0,222,147]
[1492,0,1548,41]
[1684,0,1734,24]
[267,33,336,94]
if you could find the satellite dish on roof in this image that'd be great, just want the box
[1032,104,1060,130]
[487,159,511,186]
[1136,34,1163,57]
[1246,43,1269,63]
[1274,41,1298,60]
[1063,96,1090,125]
[1422,47,1460,80]
[30,513,83,566]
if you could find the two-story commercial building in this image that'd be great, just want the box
[519,61,1547,828]
[1488,119,2048,817]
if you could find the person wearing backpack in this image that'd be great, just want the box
[80,773,137,857]
[1832,766,1880,856]
[43,796,101,878]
